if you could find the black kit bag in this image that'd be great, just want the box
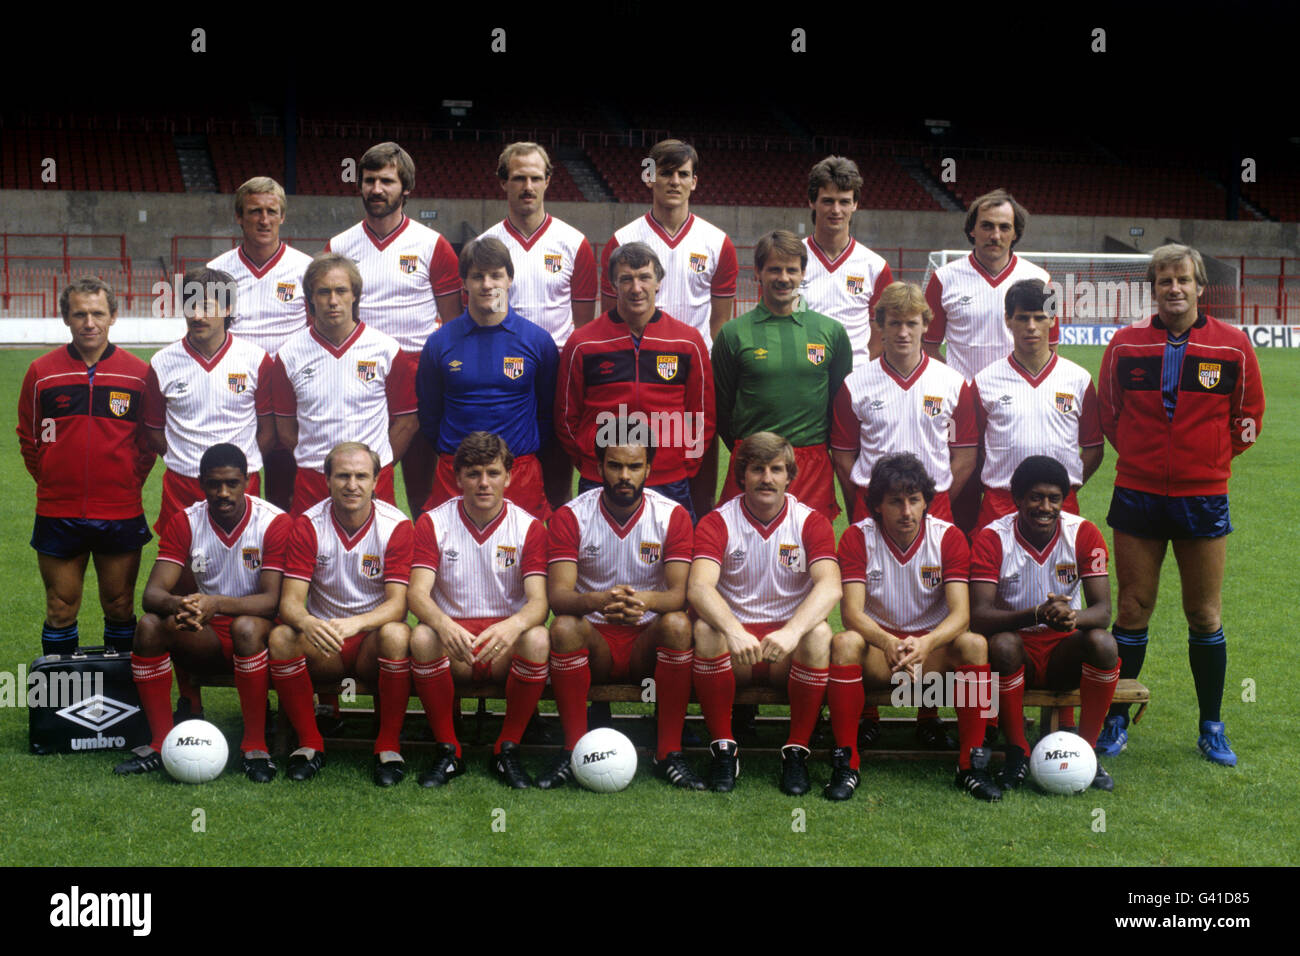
[27,646,151,754]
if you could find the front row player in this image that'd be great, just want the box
[540,435,701,790]
[689,432,842,794]
[971,455,1120,791]
[406,432,552,789]
[829,453,999,801]
[269,442,415,786]
[114,444,291,781]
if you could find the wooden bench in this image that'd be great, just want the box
[198,676,1150,758]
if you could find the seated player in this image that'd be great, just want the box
[406,432,550,789]
[829,453,999,801]
[970,455,1120,791]
[688,432,841,794]
[114,443,291,781]
[268,442,414,786]
[539,432,700,790]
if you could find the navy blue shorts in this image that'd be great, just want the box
[31,515,152,558]
[1106,487,1232,540]
[576,476,697,523]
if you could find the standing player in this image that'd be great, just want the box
[269,442,414,785]
[18,277,155,656]
[326,142,462,517]
[970,456,1120,791]
[208,176,313,512]
[272,253,418,515]
[406,433,551,789]
[972,278,1104,529]
[600,139,737,516]
[417,237,558,520]
[480,141,597,509]
[1097,244,1264,766]
[144,266,275,535]
[688,432,841,794]
[800,156,893,366]
[556,242,714,520]
[828,453,999,801]
[113,444,292,782]
[540,435,701,790]
[713,230,852,522]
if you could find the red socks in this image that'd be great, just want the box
[692,653,735,742]
[412,657,461,756]
[655,647,693,760]
[374,657,410,754]
[786,662,829,748]
[131,652,173,752]
[550,650,591,750]
[997,666,1030,756]
[954,664,991,769]
[1079,662,1121,747]
[270,656,323,752]
[232,650,270,753]
[495,656,548,753]
[828,663,864,769]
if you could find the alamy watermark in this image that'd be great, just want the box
[594,404,708,459]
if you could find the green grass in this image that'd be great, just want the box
[1,345,1296,866]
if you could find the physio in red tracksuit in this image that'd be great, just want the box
[1096,244,1265,767]
[18,277,156,656]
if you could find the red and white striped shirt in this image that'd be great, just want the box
[271,322,415,472]
[693,494,837,625]
[830,353,977,492]
[973,352,1103,491]
[548,487,693,626]
[800,237,893,369]
[838,514,969,635]
[284,497,413,622]
[412,499,547,620]
[326,216,461,353]
[158,494,292,598]
[970,512,1108,635]
[480,215,597,347]
[144,334,273,477]
[600,213,738,350]
[207,242,313,357]
[923,253,1052,381]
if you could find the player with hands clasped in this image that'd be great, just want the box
[688,432,841,794]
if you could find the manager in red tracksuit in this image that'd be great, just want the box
[555,242,715,522]
[1096,244,1265,768]
[17,277,156,656]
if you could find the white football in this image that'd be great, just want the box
[570,727,637,793]
[1030,730,1097,794]
[161,719,229,784]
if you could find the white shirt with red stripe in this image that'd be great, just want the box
[970,512,1109,634]
[207,243,313,357]
[271,322,414,472]
[973,352,1103,491]
[693,493,837,626]
[326,216,461,353]
[548,487,694,626]
[480,215,597,347]
[923,253,1052,381]
[800,237,893,368]
[158,494,292,598]
[412,498,547,620]
[284,497,414,622]
[600,213,738,350]
[144,334,273,477]
[830,353,977,492]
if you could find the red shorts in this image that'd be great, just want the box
[156,470,261,534]
[738,621,787,685]
[851,487,951,525]
[720,442,839,521]
[207,614,236,666]
[338,631,369,675]
[1019,628,1074,687]
[291,464,396,517]
[425,452,551,521]
[976,486,1079,531]
[456,616,507,683]
[592,620,644,681]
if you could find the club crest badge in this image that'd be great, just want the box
[544,253,562,274]
[242,547,261,571]
[1055,562,1078,586]
[228,373,248,394]
[656,354,679,380]
[806,344,826,365]
[503,356,525,380]
[399,254,418,275]
[779,544,800,568]
[496,545,518,570]
[108,391,131,417]
[361,554,382,579]
[688,252,708,274]
[356,360,377,382]
[275,282,295,302]
[639,541,661,564]
[1198,362,1221,389]
[921,565,942,588]
[846,275,865,295]
[923,395,943,417]
[1055,392,1074,413]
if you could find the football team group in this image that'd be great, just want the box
[17,139,1264,801]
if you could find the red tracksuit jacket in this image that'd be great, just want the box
[1098,313,1264,497]
[17,343,156,519]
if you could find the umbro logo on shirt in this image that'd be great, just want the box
[729,548,745,560]
[869,399,885,410]
[175,382,188,394]
[584,544,600,555]
[445,549,459,561]
[958,295,973,304]
[301,366,316,379]
[998,394,1013,405]
[867,570,883,583]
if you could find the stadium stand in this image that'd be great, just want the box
[0,130,184,192]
